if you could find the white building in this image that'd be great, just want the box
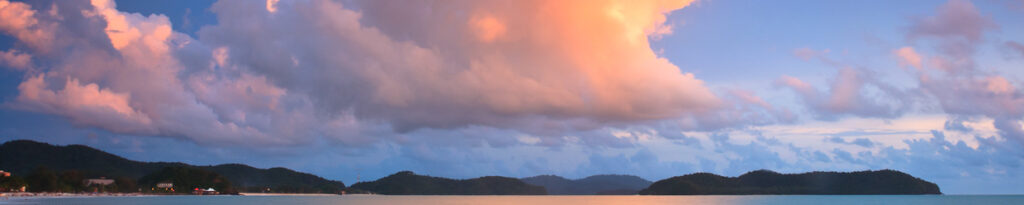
[84,178,115,186]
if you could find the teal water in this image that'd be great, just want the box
[3,195,1024,205]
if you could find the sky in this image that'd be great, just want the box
[0,0,1022,194]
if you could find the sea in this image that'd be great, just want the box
[3,195,1024,205]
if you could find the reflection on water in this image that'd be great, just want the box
[9,195,1024,205]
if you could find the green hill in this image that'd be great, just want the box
[521,174,651,195]
[138,166,234,194]
[640,169,941,195]
[0,140,344,193]
[349,171,547,195]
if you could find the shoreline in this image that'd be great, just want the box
[0,192,154,201]
[0,192,345,200]
[238,193,340,196]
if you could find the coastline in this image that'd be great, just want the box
[0,192,346,200]
[0,192,153,201]
[238,193,340,196]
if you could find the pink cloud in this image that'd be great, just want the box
[1007,41,1024,58]
[777,68,911,120]
[792,47,830,61]
[201,0,722,131]
[907,0,996,43]
[906,0,997,73]
[0,49,31,70]
[11,74,155,134]
[0,0,55,53]
[0,0,766,147]
[894,47,923,69]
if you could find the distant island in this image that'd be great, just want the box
[0,139,943,196]
[0,140,344,194]
[348,171,546,195]
[521,175,652,195]
[640,170,941,195]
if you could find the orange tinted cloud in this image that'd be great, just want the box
[0,0,55,53]
[204,0,722,131]
[894,47,923,69]
[14,74,154,134]
[470,15,506,42]
[0,0,748,146]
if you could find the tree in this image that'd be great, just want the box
[0,176,27,191]
[58,170,85,192]
[26,166,58,192]
[138,166,235,194]
[115,176,138,193]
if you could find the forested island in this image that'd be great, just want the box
[348,171,546,195]
[640,170,941,195]
[520,175,652,195]
[0,140,344,194]
[1,140,942,195]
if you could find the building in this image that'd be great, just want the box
[83,177,115,186]
[156,182,173,189]
[192,188,219,195]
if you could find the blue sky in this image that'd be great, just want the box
[0,0,1022,194]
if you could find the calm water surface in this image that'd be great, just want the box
[4,195,1024,205]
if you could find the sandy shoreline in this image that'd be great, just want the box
[0,192,342,200]
[0,192,154,202]
[238,193,340,196]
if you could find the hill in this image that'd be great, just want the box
[349,171,546,195]
[138,166,235,194]
[0,140,344,193]
[639,170,941,195]
[521,174,652,195]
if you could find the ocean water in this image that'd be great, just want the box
[3,195,1024,205]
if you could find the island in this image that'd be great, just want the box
[1,140,943,196]
[347,171,546,195]
[521,174,652,195]
[640,169,941,195]
[0,140,345,194]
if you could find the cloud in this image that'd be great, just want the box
[10,74,154,134]
[943,116,974,132]
[0,0,56,53]
[907,0,997,72]
[825,136,876,148]
[0,49,31,70]
[1007,41,1024,59]
[907,0,995,43]
[199,0,720,132]
[776,68,911,120]
[893,46,923,69]
[0,0,776,147]
[899,0,1024,149]
[0,0,312,146]
[792,47,830,61]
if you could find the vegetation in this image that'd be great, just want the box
[1,140,944,195]
[349,171,547,195]
[0,175,26,192]
[25,167,58,192]
[16,167,128,193]
[521,174,652,195]
[203,164,345,193]
[138,166,235,194]
[0,140,344,193]
[639,170,942,195]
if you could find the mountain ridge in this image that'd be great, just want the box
[349,171,547,195]
[0,140,345,193]
[640,169,941,195]
[520,174,652,195]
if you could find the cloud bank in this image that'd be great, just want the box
[0,0,784,146]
